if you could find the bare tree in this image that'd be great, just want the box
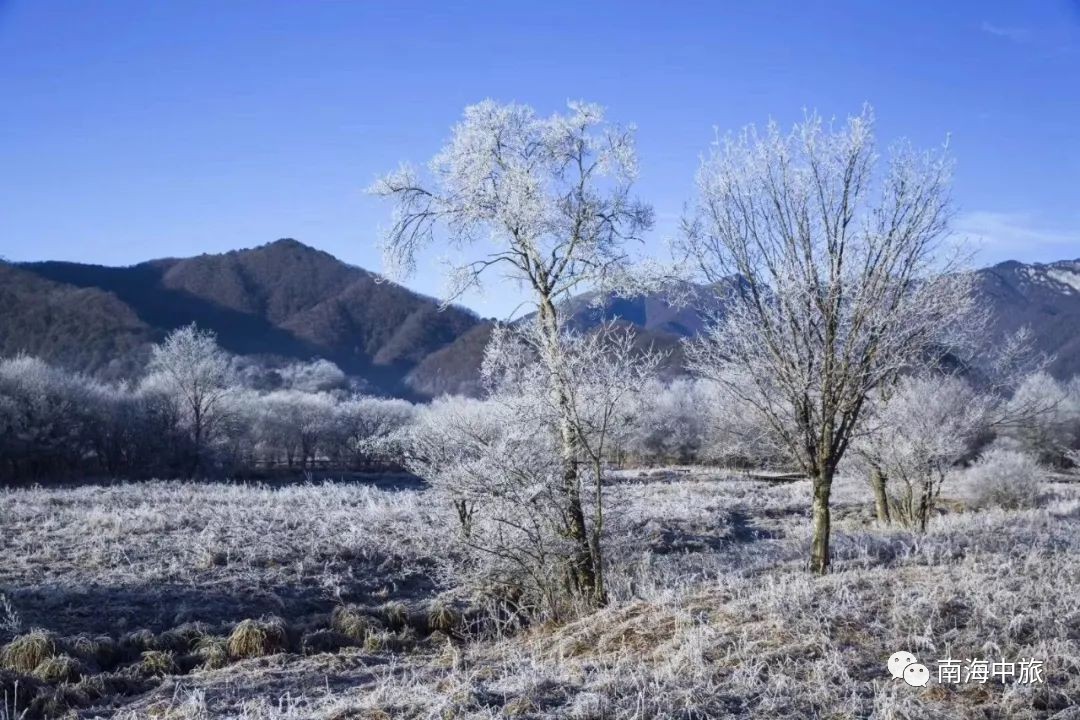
[370,99,652,602]
[147,324,233,475]
[676,107,974,572]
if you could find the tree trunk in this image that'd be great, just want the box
[810,468,833,574]
[538,297,600,605]
[556,395,597,599]
[589,456,607,607]
[870,467,891,525]
[916,475,935,533]
[190,407,203,478]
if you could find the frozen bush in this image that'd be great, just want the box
[962,447,1046,510]
[998,372,1080,466]
[847,374,989,530]
[624,378,781,467]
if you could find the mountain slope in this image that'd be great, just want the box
[974,259,1080,378]
[0,263,155,379]
[406,262,1080,391]
[5,239,483,397]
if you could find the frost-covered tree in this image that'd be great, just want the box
[404,321,660,614]
[628,379,710,464]
[370,99,652,602]
[0,355,97,478]
[848,375,988,530]
[146,324,233,474]
[625,378,783,467]
[253,390,336,469]
[328,396,416,468]
[278,359,349,393]
[482,321,662,605]
[677,108,974,572]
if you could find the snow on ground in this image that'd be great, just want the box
[1047,268,1080,294]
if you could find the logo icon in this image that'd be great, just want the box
[888,650,929,686]
[888,651,918,679]
[903,663,930,687]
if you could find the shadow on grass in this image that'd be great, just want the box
[5,567,437,637]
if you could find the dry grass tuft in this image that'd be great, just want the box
[0,629,57,673]
[74,670,154,703]
[156,622,212,654]
[380,601,408,630]
[362,631,392,654]
[31,653,83,683]
[119,629,156,658]
[331,605,377,642]
[427,600,459,634]
[193,636,229,670]
[139,649,178,677]
[226,617,288,660]
[66,633,117,671]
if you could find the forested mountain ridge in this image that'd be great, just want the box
[2,240,1078,397]
[1,239,483,397]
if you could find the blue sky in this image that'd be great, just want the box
[1,1,1077,317]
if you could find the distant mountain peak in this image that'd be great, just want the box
[266,237,309,249]
[990,258,1080,296]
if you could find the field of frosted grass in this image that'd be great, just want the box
[2,470,1079,718]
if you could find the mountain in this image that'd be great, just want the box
[1,239,483,398]
[3,241,1078,398]
[973,259,1080,378]
[413,261,1080,388]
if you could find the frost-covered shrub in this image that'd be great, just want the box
[404,322,660,619]
[624,378,781,467]
[999,372,1080,466]
[847,374,988,530]
[962,447,1046,510]
[226,617,288,659]
[627,379,710,463]
[405,394,571,616]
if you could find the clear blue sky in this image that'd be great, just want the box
[1,1,1077,317]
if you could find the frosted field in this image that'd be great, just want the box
[2,470,1079,719]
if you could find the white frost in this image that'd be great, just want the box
[1047,268,1080,293]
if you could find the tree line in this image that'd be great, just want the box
[0,326,415,482]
